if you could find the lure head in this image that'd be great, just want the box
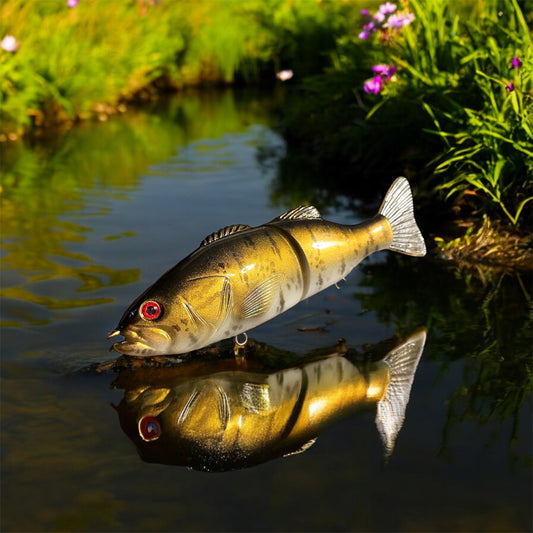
[108,293,184,356]
[108,274,233,356]
[115,377,252,470]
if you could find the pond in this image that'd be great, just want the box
[1,88,531,532]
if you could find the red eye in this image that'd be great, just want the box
[139,416,161,441]
[140,300,162,321]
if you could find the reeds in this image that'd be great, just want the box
[361,0,533,226]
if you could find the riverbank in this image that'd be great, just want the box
[274,0,532,270]
[1,0,531,270]
[0,0,356,139]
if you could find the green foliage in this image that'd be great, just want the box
[394,0,533,226]
[0,0,186,134]
[0,0,358,137]
[280,0,533,227]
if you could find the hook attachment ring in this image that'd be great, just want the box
[234,332,248,347]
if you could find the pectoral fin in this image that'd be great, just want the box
[241,383,271,413]
[239,274,283,319]
[181,276,232,327]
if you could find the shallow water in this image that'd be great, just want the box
[1,88,531,532]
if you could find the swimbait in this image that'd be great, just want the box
[108,177,426,356]
[114,330,427,471]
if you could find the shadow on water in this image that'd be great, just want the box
[1,87,531,532]
[355,255,532,465]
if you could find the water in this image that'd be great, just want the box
[1,88,531,532]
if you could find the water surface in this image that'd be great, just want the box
[1,88,531,532]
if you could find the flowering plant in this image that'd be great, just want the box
[357,0,532,225]
[1,35,19,52]
[358,3,414,95]
[363,64,397,94]
[358,2,415,41]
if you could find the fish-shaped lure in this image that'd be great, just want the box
[108,177,426,356]
[114,330,427,471]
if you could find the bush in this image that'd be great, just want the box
[0,0,359,137]
[280,0,533,227]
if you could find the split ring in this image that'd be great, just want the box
[234,332,248,346]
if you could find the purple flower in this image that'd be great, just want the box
[384,12,415,28]
[372,63,396,80]
[372,64,390,75]
[364,76,383,95]
[359,3,412,40]
[1,35,19,52]
[511,56,522,69]
[67,0,79,7]
[379,2,397,15]
[505,82,515,92]
[364,63,397,94]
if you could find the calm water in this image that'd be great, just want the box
[1,88,531,532]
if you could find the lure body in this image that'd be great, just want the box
[109,178,426,356]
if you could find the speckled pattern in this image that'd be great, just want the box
[109,178,425,356]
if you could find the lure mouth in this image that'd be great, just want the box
[107,326,171,357]
[107,329,129,354]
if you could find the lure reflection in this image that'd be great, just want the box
[113,330,426,471]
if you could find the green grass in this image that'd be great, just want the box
[280,0,533,228]
[2,0,532,230]
[396,0,533,226]
[0,0,358,137]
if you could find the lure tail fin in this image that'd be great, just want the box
[375,329,427,458]
[379,177,426,256]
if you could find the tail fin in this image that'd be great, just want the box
[375,329,427,458]
[379,177,426,256]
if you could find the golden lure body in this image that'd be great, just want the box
[114,331,427,471]
[109,178,426,356]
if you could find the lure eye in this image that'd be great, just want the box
[140,300,162,321]
[139,416,161,441]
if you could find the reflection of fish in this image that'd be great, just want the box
[114,330,426,471]
[108,178,426,356]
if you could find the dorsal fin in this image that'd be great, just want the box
[271,205,322,222]
[200,224,251,247]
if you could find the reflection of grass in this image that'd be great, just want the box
[355,253,532,460]
[103,232,137,241]
[1,287,114,311]
[438,272,532,467]
[1,89,273,202]
[0,89,277,324]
